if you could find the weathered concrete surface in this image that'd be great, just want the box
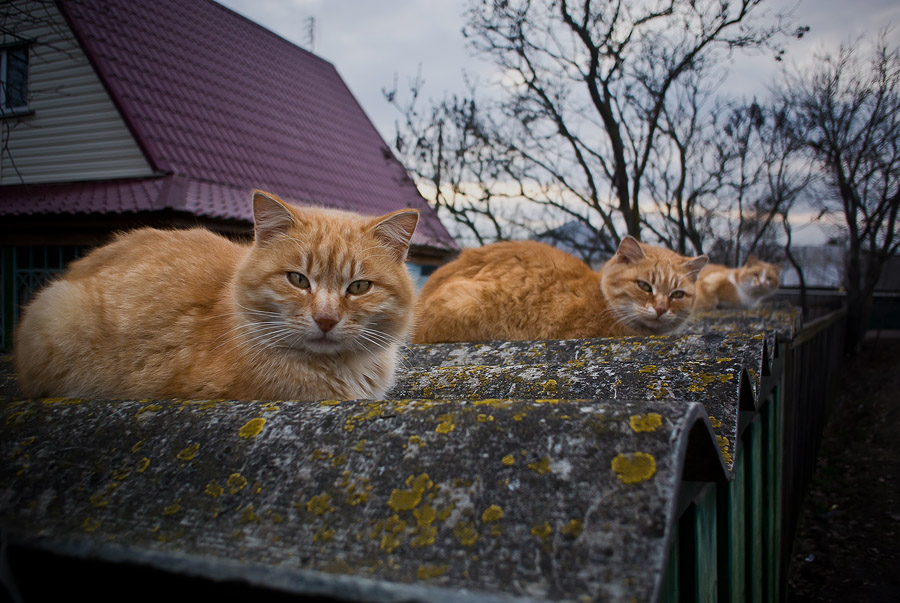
[0,303,800,602]
[691,305,800,342]
[401,331,771,406]
[391,353,746,473]
[1,395,716,602]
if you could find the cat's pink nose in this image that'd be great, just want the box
[315,317,339,333]
[654,304,667,317]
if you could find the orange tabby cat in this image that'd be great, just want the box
[411,236,708,343]
[695,255,782,311]
[15,191,418,401]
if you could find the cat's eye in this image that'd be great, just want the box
[347,280,372,296]
[287,272,310,289]
[636,280,652,293]
[670,290,686,299]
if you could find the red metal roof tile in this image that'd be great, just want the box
[2,0,455,251]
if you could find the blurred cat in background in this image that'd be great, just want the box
[15,191,418,401]
[695,255,782,310]
[412,236,708,343]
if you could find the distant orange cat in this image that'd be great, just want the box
[412,236,708,343]
[15,191,418,401]
[695,255,782,311]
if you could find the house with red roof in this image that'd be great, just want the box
[0,0,456,348]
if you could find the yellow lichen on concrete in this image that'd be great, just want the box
[311,449,333,461]
[306,493,334,516]
[717,435,734,465]
[481,504,504,522]
[540,379,558,395]
[435,414,455,434]
[417,564,449,580]
[238,417,266,439]
[89,484,118,508]
[163,504,181,516]
[227,473,248,494]
[40,397,81,406]
[531,521,552,543]
[709,415,723,429]
[5,410,32,425]
[502,454,516,466]
[177,443,200,460]
[453,520,479,547]
[241,504,261,523]
[314,527,336,543]
[411,503,438,548]
[527,457,551,475]
[137,457,150,473]
[388,473,432,511]
[135,404,163,415]
[132,440,145,453]
[611,452,657,484]
[205,481,224,497]
[561,519,583,538]
[381,514,406,552]
[638,365,657,374]
[345,480,373,506]
[81,517,101,533]
[629,413,663,432]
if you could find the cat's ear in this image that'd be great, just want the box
[682,255,709,282]
[371,209,419,262]
[614,235,645,263]
[745,254,759,266]
[253,190,296,245]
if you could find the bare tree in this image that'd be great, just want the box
[782,32,900,352]
[388,0,805,258]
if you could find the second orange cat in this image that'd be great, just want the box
[412,237,708,343]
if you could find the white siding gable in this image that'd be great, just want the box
[1,0,154,185]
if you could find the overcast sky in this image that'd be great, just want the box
[216,0,899,143]
[215,1,899,247]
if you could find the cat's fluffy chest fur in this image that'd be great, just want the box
[15,191,418,401]
[411,237,707,343]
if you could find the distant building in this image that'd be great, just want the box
[781,246,845,289]
[530,220,615,268]
[0,0,456,347]
[782,246,900,292]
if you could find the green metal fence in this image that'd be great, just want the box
[662,307,846,602]
[0,246,87,350]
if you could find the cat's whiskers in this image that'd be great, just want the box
[357,327,410,369]
[211,320,288,351]
[230,298,283,318]
[243,327,302,365]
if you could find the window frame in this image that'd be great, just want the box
[1,43,31,117]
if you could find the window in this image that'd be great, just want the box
[1,44,29,115]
